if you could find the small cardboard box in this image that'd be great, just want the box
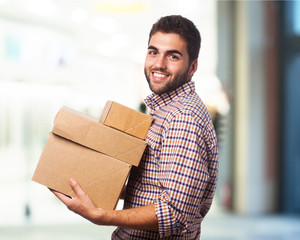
[32,106,148,210]
[100,101,153,140]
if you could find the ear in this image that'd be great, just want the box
[188,59,198,79]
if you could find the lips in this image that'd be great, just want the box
[151,71,169,81]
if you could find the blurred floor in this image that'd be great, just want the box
[1,211,300,240]
[201,211,300,240]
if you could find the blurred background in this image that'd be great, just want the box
[1,0,300,239]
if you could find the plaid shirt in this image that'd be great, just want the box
[112,81,218,239]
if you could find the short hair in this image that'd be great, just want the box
[148,15,201,62]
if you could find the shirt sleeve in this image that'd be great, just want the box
[154,111,218,238]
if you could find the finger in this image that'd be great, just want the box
[69,178,97,209]
[69,178,84,197]
[49,188,73,205]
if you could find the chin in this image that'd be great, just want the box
[149,83,164,95]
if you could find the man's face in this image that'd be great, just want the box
[144,31,197,95]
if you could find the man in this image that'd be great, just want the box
[51,15,219,239]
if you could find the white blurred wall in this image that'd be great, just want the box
[0,0,218,225]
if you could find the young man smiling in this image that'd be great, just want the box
[51,15,218,239]
[144,31,197,95]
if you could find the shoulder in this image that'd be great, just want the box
[165,92,213,131]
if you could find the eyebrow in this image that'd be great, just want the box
[148,45,183,56]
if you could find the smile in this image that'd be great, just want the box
[153,72,167,78]
[152,71,170,81]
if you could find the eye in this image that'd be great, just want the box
[148,50,157,55]
[169,54,179,60]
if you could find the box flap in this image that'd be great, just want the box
[53,106,96,142]
[99,101,113,124]
[32,133,131,210]
[52,107,146,166]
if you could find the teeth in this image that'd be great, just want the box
[153,73,167,78]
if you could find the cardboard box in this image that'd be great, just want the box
[32,133,131,210]
[100,101,153,140]
[53,107,146,166]
[32,105,149,210]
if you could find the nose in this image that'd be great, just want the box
[155,55,167,70]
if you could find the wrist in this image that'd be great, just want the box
[89,208,106,225]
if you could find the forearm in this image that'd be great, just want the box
[90,203,158,230]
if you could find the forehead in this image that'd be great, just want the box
[148,32,188,54]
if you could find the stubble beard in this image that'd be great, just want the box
[144,67,190,95]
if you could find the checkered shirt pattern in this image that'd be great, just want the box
[112,81,219,239]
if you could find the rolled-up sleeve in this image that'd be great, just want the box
[154,111,218,238]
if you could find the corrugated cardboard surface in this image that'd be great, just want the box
[100,101,153,140]
[53,107,146,167]
[32,133,131,210]
[32,105,149,210]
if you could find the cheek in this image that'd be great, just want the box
[144,61,150,69]
[144,56,155,68]
[168,64,186,75]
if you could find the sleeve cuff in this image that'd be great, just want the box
[154,191,188,238]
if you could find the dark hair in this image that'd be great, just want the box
[148,15,201,62]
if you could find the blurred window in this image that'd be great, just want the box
[280,0,300,214]
[285,0,300,36]
[293,0,300,35]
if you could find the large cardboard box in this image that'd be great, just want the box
[32,106,149,210]
[100,101,153,140]
[32,133,131,210]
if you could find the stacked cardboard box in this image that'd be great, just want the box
[32,102,153,210]
[100,101,152,140]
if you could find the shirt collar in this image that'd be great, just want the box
[145,81,195,111]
